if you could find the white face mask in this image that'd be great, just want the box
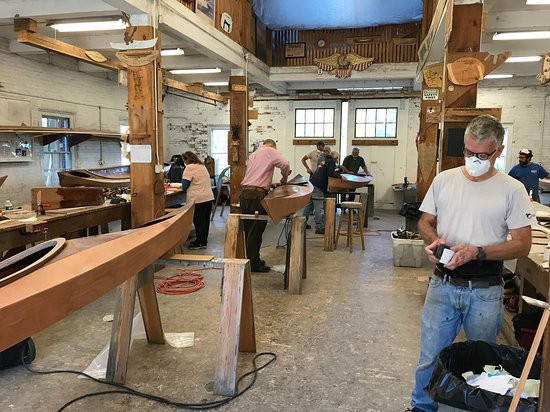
[465,156,491,177]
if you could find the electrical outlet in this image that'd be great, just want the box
[154,164,163,173]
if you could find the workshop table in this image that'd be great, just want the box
[0,190,186,256]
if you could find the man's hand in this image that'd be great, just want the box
[443,245,478,270]
[307,168,313,175]
[280,175,288,185]
[425,238,446,264]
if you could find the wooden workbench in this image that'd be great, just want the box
[0,190,185,255]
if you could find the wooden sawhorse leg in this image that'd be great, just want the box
[288,215,305,295]
[324,197,336,252]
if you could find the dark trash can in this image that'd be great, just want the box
[427,340,539,412]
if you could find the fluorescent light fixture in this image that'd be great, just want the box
[161,48,184,56]
[169,67,221,74]
[493,31,550,40]
[337,86,404,92]
[526,0,550,4]
[203,82,229,86]
[506,55,542,63]
[50,19,127,32]
[484,74,514,79]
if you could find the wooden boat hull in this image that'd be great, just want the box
[0,175,6,188]
[328,174,372,192]
[31,187,105,210]
[0,204,194,351]
[58,165,130,188]
[261,182,313,223]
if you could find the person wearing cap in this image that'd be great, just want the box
[341,147,371,201]
[301,140,325,175]
[508,149,549,202]
[240,139,291,272]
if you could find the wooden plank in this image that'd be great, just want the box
[31,187,104,211]
[293,139,337,146]
[164,253,215,261]
[229,76,248,212]
[351,139,398,146]
[224,214,241,258]
[106,275,137,384]
[214,261,246,396]
[288,215,305,294]
[324,197,336,251]
[239,261,256,352]
[163,77,228,103]
[17,30,124,71]
[137,266,164,344]
[0,126,120,139]
[359,192,369,228]
[444,107,502,122]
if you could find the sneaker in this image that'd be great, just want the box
[406,408,425,412]
[251,264,271,273]
[188,243,207,250]
[315,229,325,234]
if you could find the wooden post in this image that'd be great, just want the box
[324,197,336,251]
[540,280,550,410]
[214,260,247,396]
[107,26,166,382]
[228,75,248,212]
[288,215,305,295]
[106,275,138,383]
[224,214,256,353]
[359,192,368,228]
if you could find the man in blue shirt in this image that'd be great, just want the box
[508,148,549,202]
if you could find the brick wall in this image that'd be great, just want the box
[0,51,127,206]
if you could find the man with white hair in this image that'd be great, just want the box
[508,148,549,202]
[408,115,532,412]
[341,147,371,202]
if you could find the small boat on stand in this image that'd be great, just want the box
[261,176,313,223]
[328,173,372,192]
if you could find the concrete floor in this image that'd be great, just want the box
[0,209,504,411]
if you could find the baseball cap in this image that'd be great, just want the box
[519,148,532,155]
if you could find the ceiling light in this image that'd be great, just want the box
[526,0,550,4]
[493,31,550,40]
[169,68,221,74]
[506,55,542,63]
[484,74,514,79]
[161,48,184,56]
[50,19,127,32]
[337,86,404,92]
[203,82,229,86]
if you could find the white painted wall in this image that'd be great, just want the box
[0,51,127,206]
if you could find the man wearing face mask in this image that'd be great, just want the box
[508,149,549,202]
[408,115,532,412]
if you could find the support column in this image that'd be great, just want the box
[228,74,248,211]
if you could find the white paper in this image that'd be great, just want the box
[439,248,455,265]
[164,332,195,348]
[130,144,152,163]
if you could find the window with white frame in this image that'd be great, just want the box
[211,127,230,175]
[355,107,398,138]
[295,108,334,138]
[41,115,70,186]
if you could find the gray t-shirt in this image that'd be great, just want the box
[420,167,532,247]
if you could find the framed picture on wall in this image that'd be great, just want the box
[196,0,215,25]
[285,43,306,59]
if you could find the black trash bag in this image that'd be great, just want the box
[427,340,539,412]
[399,202,422,220]
[0,338,35,370]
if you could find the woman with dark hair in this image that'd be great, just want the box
[182,151,214,249]
[167,154,185,183]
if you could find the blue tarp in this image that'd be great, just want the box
[252,0,422,30]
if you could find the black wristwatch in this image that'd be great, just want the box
[476,246,486,261]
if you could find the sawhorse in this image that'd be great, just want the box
[106,255,255,397]
[225,213,307,294]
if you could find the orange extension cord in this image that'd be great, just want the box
[155,269,206,295]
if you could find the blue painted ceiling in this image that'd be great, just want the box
[252,0,423,30]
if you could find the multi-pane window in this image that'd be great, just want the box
[295,108,334,138]
[41,115,70,186]
[211,127,230,175]
[355,108,398,138]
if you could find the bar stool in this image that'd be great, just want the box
[336,201,365,253]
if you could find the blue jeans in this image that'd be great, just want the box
[301,186,325,231]
[411,275,504,411]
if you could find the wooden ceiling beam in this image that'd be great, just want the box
[163,78,228,103]
[15,18,227,104]
[16,30,125,71]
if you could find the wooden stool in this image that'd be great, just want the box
[335,201,365,253]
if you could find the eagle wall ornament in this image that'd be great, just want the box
[314,53,375,79]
